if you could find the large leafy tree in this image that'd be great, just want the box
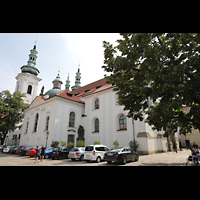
[0,90,27,144]
[102,33,200,137]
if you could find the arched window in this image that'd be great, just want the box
[46,116,50,131]
[95,99,99,109]
[119,114,127,130]
[34,113,39,132]
[94,118,99,132]
[69,112,75,127]
[27,85,32,94]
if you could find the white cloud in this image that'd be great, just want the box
[60,33,121,86]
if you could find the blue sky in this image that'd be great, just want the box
[0,33,120,94]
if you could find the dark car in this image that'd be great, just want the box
[104,147,139,165]
[19,147,32,156]
[10,146,18,154]
[51,146,70,160]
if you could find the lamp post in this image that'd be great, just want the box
[46,131,49,147]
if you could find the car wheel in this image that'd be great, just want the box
[122,156,127,165]
[45,154,49,159]
[80,155,84,161]
[96,156,101,163]
[135,155,139,161]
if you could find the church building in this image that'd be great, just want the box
[7,42,176,155]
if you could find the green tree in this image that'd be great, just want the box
[102,33,200,138]
[60,141,67,146]
[76,140,85,147]
[0,90,27,145]
[113,140,119,147]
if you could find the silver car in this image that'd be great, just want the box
[68,147,85,161]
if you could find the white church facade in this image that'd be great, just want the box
[7,42,175,155]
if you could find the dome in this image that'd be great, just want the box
[44,88,61,98]
[21,65,40,76]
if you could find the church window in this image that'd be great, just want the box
[34,113,39,132]
[94,118,99,132]
[46,116,50,131]
[69,112,75,127]
[95,99,99,109]
[119,114,127,130]
[27,85,32,94]
[25,121,29,133]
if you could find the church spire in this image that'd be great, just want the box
[65,73,70,91]
[20,42,40,76]
[71,66,81,91]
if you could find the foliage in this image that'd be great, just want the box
[76,140,85,147]
[129,140,139,152]
[51,141,59,147]
[93,140,100,145]
[60,141,66,146]
[113,140,119,147]
[102,33,200,136]
[0,90,27,144]
[67,142,74,150]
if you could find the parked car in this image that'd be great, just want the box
[68,147,85,161]
[20,147,33,156]
[15,146,25,154]
[3,146,14,153]
[51,146,69,160]
[27,147,41,157]
[104,147,139,165]
[44,147,54,159]
[0,145,3,150]
[84,145,110,163]
[9,146,18,154]
[1,145,8,152]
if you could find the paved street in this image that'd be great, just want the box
[0,149,193,166]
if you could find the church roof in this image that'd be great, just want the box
[56,90,85,104]
[55,77,114,104]
[70,77,114,97]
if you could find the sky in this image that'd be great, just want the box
[0,33,121,94]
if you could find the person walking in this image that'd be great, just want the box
[40,145,46,162]
[34,146,40,164]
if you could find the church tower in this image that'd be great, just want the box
[65,73,70,91]
[71,68,81,91]
[15,41,42,104]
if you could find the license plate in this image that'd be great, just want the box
[108,154,113,156]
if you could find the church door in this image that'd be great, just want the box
[68,134,75,147]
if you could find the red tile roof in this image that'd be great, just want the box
[56,77,114,103]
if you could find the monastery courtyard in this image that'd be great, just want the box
[0,149,193,166]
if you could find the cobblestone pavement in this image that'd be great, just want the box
[0,149,193,166]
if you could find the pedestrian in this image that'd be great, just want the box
[34,146,40,164]
[40,145,46,162]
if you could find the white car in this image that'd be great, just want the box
[3,146,13,153]
[84,145,110,163]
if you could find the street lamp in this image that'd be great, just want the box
[46,131,49,147]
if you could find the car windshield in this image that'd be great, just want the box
[54,148,60,151]
[110,148,123,152]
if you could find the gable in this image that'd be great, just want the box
[28,96,45,109]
